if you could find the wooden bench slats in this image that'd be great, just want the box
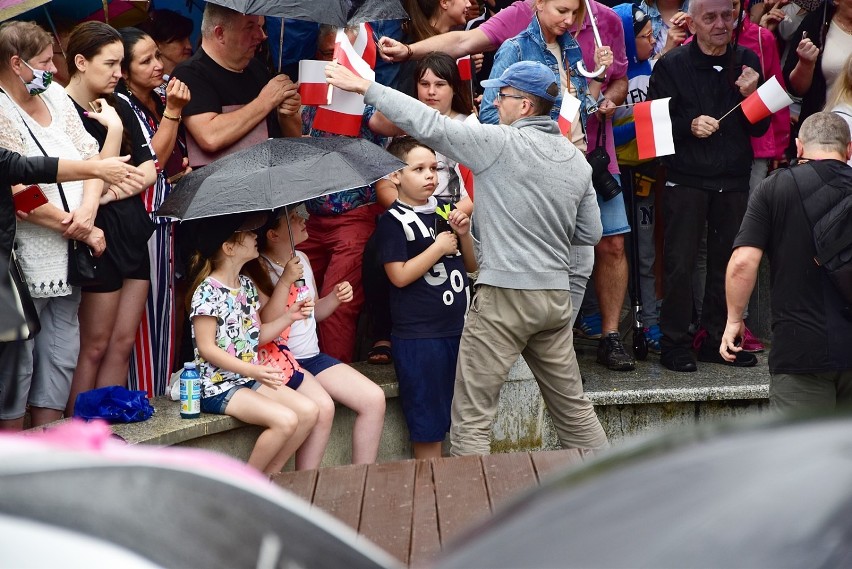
[431,455,491,546]
[529,449,584,482]
[409,459,441,568]
[481,452,536,510]
[270,468,317,503]
[312,464,368,532]
[358,460,417,563]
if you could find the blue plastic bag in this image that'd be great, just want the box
[73,386,154,423]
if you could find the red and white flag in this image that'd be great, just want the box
[557,92,582,137]
[352,22,377,70]
[298,59,331,106]
[634,98,675,160]
[313,28,376,137]
[456,55,473,81]
[741,76,794,124]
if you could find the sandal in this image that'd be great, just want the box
[367,344,393,365]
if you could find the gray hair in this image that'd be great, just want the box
[799,112,852,154]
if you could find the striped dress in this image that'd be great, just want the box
[120,90,184,396]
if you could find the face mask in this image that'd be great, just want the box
[21,60,53,96]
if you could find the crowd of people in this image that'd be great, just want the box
[0,0,850,473]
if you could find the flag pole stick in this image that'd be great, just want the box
[326,58,336,105]
[719,101,742,122]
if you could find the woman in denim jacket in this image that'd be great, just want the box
[479,0,612,150]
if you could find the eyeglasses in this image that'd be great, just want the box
[637,30,654,40]
[496,92,528,102]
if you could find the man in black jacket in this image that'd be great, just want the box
[647,0,771,372]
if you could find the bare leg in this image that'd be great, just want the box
[314,363,385,464]
[257,383,319,473]
[223,388,300,475]
[292,373,334,470]
[66,290,121,416]
[413,442,442,460]
[0,417,25,431]
[594,234,629,333]
[95,279,149,388]
[28,407,63,428]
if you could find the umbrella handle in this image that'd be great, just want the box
[576,0,607,78]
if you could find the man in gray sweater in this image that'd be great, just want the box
[327,60,609,455]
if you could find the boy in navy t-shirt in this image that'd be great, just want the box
[374,136,477,459]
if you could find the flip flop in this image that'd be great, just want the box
[367,344,392,365]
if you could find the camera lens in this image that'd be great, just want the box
[593,171,622,201]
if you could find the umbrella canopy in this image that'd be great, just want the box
[438,413,852,569]
[347,0,408,25]
[205,0,407,26]
[157,137,404,221]
[0,0,50,22]
[205,0,347,25]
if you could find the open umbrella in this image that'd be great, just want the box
[205,0,407,27]
[157,137,404,221]
[0,0,50,21]
[438,412,852,568]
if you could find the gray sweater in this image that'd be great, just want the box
[365,83,601,291]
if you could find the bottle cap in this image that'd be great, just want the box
[183,362,196,369]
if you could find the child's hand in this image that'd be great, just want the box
[334,281,353,304]
[282,255,303,284]
[435,231,459,256]
[251,364,286,388]
[448,209,470,236]
[288,298,315,321]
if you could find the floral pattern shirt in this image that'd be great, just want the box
[190,275,260,397]
[300,104,383,215]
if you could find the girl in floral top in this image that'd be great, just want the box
[188,212,318,475]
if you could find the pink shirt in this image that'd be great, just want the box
[479,0,628,173]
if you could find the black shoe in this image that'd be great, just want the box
[697,343,758,367]
[597,332,636,371]
[661,348,697,372]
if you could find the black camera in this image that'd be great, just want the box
[586,146,622,202]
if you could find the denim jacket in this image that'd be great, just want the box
[479,14,590,131]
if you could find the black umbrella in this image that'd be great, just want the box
[438,412,852,569]
[205,0,407,27]
[157,137,404,221]
[347,0,409,25]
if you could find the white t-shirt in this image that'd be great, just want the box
[263,251,321,359]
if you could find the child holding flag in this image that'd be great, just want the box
[374,136,477,459]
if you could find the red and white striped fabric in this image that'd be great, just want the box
[352,22,377,70]
[634,98,675,160]
[556,93,582,137]
[313,28,376,136]
[456,55,473,81]
[741,76,794,124]
[298,59,330,106]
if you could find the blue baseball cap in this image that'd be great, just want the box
[480,61,560,102]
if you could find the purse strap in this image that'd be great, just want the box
[0,87,72,214]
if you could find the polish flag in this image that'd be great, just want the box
[557,92,582,137]
[352,22,377,70]
[634,98,675,160]
[313,29,376,137]
[456,55,473,81]
[298,59,330,106]
[741,76,794,124]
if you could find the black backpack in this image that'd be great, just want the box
[791,161,852,319]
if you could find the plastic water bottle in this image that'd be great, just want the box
[179,362,201,419]
[295,278,313,319]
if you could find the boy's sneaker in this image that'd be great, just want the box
[644,324,662,353]
[741,326,765,353]
[574,312,602,339]
[597,332,636,371]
